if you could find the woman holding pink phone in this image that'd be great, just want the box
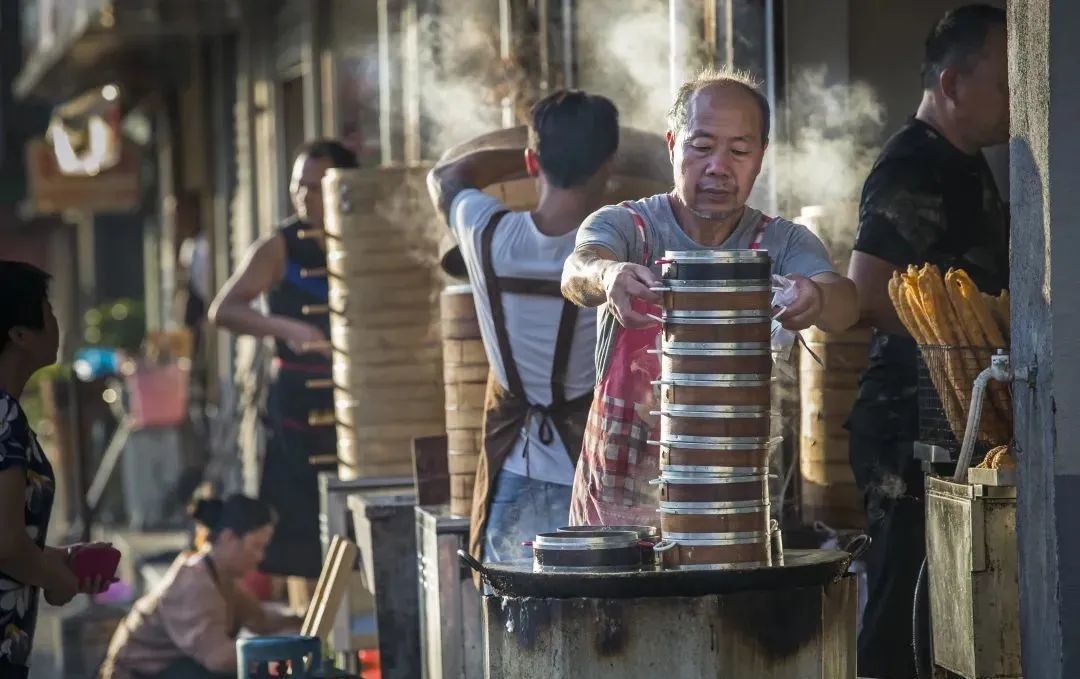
[0,261,115,679]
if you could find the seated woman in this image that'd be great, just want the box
[99,495,301,679]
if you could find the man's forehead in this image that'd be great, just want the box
[683,86,763,139]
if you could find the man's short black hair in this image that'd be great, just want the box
[528,90,619,189]
[0,261,51,353]
[922,4,1006,90]
[295,139,360,169]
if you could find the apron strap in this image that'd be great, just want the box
[479,209,527,399]
[479,207,582,447]
[750,214,772,250]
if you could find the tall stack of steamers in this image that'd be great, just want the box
[653,250,776,569]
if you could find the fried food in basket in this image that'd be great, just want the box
[976,444,1015,470]
[888,264,1011,446]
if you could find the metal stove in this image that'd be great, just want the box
[465,547,863,678]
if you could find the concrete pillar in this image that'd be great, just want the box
[1009,0,1080,675]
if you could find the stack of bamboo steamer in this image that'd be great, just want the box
[440,285,489,515]
[653,250,776,570]
[797,204,869,528]
[323,166,447,480]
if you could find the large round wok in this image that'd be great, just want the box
[458,535,869,599]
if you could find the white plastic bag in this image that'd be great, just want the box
[771,275,799,364]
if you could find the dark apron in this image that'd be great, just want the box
[467,210,592,572]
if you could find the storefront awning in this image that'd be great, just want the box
[14,0,241,103]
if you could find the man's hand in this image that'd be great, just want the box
[775,274,824,331]
[601,263,662,329]
[276,318,330,356]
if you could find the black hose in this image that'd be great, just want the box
[913,556,932,679]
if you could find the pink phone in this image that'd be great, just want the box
[70,545,121,581]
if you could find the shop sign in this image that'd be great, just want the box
[25,137,140,214]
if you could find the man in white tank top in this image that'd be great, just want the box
[427,91,623,565]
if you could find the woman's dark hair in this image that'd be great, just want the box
[0,260,51,353]
[190,494,275,539]
[922,4,1007,89]
[295,139,360,169]
[528,90,619,189]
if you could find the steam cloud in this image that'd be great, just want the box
[772,67,886,257]
[417,0,508,152]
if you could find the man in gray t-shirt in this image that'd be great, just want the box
[577,195,839,378]
[562,68,858,526]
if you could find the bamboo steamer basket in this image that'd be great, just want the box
[657,343,772,378]
[659,503,771,538]
[659,406,771,439]
[799,326,870,528]
[655,532,771,570]
[656,376,771,408]
[659,283,772,313]
[324,166,447,480]
[657,438,772,472]
[661,314,771,344]
[441,284,489,516]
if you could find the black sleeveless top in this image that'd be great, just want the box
[267,218,332,371]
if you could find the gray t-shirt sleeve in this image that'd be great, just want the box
[774,222,837,279]
[575,204,642,263]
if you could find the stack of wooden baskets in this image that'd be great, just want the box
[652,250,776,570]
[323,167,447,480]
[440,284,490,516]
[796,204,869,529]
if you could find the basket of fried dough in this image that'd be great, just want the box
[887,264,1011,447]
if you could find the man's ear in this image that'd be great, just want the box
[666,129,676,164]
[939,66,960,105]
[524,148,540,178]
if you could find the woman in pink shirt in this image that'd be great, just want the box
[99,495,300,679]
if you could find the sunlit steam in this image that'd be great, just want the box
[773,67,885,258]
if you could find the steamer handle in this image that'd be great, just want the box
[457,549,491,579]
[653,540,678,553]
[844,534,872,562]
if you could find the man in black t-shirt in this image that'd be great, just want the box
[845,6,1008,678]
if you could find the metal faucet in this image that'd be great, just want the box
[953,351,1012,482]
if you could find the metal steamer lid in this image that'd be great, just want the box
[655,405,772,418]
[660,279,771,288]
[659,341,769,351]
[659,499,770,511]
[663,530,770,541]
[651,435,781,448]
[557,525,659,539]
[663,249,770,263]
[653,343,770,356]
[660,463,769,475]
[660,532,771,546]
[654,282,771,292]
[661,315,771,326]
[533,530,639,550]
[664,309,772,320]
[653,377,772,389]
[656,471,769,484]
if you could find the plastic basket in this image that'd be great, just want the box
[124,363,189,428]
